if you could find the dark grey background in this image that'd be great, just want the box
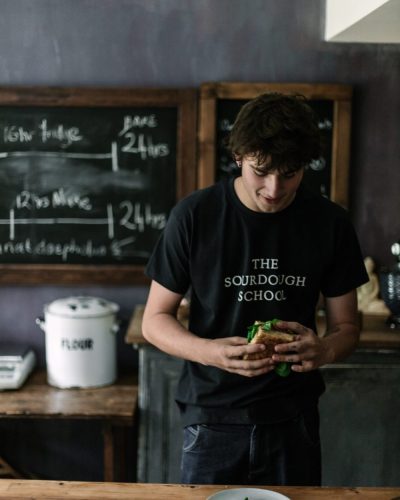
[0,0,399,483]
[0,0,399,362]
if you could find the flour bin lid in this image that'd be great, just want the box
[45,296,119,318]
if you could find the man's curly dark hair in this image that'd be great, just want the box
[227,92,321,174]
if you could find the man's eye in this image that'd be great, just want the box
[283,172,296,179]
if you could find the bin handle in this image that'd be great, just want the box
[36,317,45,331]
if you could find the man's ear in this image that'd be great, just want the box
[234,154,242,167]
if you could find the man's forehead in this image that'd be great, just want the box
[244,153,301,175]
[244,153,272,167]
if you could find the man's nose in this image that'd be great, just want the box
[265,175,281,195]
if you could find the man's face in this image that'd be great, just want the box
[235,154,304,213]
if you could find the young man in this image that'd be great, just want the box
[142,93,368,486]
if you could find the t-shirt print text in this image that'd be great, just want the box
[224,257,307,302]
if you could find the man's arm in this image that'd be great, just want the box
[142,280,275,377]
[321,289,360,362]
[142,280,208,363]
[272,289,360,372]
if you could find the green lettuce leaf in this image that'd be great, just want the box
[246,319,292,377]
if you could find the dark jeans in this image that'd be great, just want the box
[181,407,321,486]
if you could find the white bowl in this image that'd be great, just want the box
[207,487,290,500]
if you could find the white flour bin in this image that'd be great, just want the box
[37,296,119,388]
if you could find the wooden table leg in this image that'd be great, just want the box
[0,456,24,479]
[114,426,126,481]
[103,423,114,481]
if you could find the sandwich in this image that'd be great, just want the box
[244,319,296,377]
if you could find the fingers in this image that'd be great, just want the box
[227,336,252,346]
[271,322,322,372]
[274,340,302,354]
[227,357,276,377]
[213,336,311,377]
[291,361,314,373]
[217,340,277,377]
[276,320,310,336]
[223,338,266,359]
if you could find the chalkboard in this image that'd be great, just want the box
[0,87,197,284]
[198,82,352,207]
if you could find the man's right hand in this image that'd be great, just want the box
[143,282,277,378]
[203,337,277,377]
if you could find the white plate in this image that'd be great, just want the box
[207,487,290,500]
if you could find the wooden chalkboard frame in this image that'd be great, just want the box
[0,87,197,284]
[198,82,352,207]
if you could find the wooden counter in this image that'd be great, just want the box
[125,305,400,350]
[0,371,138,482]
[0,480,400,499]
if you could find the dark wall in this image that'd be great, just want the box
[1,0,399,343]
[1,0,399,364]
[0,0,399,483]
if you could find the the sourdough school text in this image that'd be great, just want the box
[224,258,306,302]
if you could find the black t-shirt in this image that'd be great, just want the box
[146,179,369,426]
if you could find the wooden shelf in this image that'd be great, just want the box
[125,306,400,350]
[0,371,138,482]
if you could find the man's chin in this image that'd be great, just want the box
[257,196,285,213]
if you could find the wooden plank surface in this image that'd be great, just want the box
[0,371,138,422]
[200,82,353,101]
[0,480,400,499]
[125,305,400,349]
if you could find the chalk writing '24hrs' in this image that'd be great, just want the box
[121,133,169,159]
[118,114,169,159]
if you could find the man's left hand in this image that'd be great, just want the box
[271,321,335,373]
